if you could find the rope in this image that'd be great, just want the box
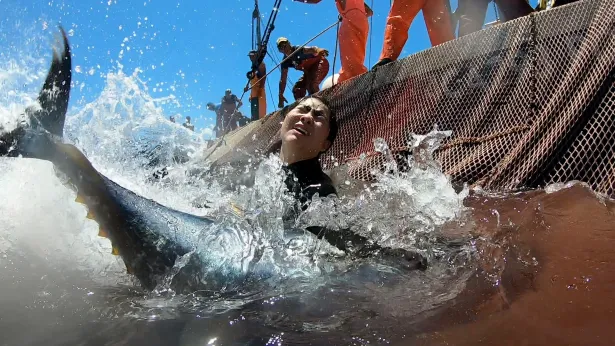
[260,17,295,93]
[265,74,276,107]
[331,18,340,88]
[266,50,295,94]
[343,126,530,162]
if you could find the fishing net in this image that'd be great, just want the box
[203,0,615,197]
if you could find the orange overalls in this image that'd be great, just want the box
[336,0,369,83]
[292,55,330,99]
[380,0,455,62]
[249,62,267,120]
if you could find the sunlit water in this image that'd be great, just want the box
[2,24,615,346]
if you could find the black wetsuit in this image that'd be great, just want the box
[283,157,426,269]
[283,157,336,209]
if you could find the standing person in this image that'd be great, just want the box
[182,116,195,131]
[372,0,455,69]
[276,37,330,108]
[221,89,243,115]
[293,0,373,84]
[245,50,268,120]
[454,0,534,37]
[220,89,243,134]
[169,115,176,123]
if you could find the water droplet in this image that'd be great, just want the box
[373,137,389,154]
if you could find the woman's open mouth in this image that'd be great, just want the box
[293,126,310,136]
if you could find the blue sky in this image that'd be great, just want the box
[1,0,538,133]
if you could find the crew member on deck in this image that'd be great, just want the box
[245,50,268,120]
[372,0,455,69]
[220,89,243,134]
[293,0,373,84]
[182,116,195,131]
[276,37,330,108]
[221,89,243,114]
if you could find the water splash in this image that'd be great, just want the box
[299,127,469,261]
[65,69,207,175]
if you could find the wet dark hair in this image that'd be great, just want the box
[266,95,338,155]
[315,95,338,145]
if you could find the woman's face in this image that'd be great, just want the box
[280,97,332,163]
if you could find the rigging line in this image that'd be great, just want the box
[331,18,340,89]
[261,0,282,40]
[253,0,283,68]
[259,17,296,91]
[244,18,341,96]
[266,50,295,94]
[368,0,374,67]
[265,76,276,107]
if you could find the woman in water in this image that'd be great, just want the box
[270,96,425,268]
[274,95,338,207]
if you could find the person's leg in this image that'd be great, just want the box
[307,58,330,95]
[375,0,424,68]
[457,0,490,37]
[336,0,369,83]
[258,91,267,119]
[221,112,231,136]
[229,113,239,131]
[250,98,259,121]
[292,74,308,100]
[423,0,456,45]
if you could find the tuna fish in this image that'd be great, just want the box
[0,28,427,295]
